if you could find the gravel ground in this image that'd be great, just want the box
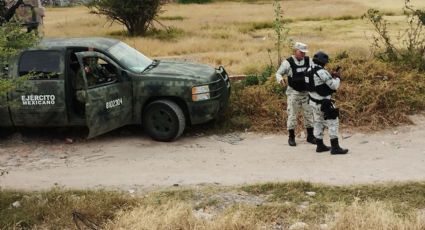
[1,115,425,190]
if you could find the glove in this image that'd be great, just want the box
[331,71,341,79]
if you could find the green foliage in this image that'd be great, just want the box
[177,0,212,4]
[243,65,274,86]
[0,22,38,65]
[363,1,425,70]
[0,22,39,96]
[87,0,164,36]
[242,181,425,210]
[243,75,259,86]
[273,0,291,66]
[159,16,185,21]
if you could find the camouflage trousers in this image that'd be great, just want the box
[310,101,339,139]
[286,93,314,130]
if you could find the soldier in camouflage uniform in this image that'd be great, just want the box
[75,57,105,102]
[306,51,348,154]
[276,42,315,147]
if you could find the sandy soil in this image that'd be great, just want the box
[1,115,425,191]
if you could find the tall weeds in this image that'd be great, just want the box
[225,58,425,133]
[363,0,425,70]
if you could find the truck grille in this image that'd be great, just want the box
[208,66,230,99]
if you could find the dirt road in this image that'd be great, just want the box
[1,115,425,190]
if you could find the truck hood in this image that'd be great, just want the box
[142,60,217,82]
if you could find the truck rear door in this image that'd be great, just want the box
[75,51,133,138]
[8,50,68,126]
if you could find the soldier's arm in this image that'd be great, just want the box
[309,57,315,68]
[318,69,340,90]
[275,60,290,84]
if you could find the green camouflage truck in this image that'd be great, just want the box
[0,37,231,141]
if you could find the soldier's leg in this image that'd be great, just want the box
[312,103,330,152]
[286,94,300,131]
[301,94,316,144]
[301,94,314,129]
[327,118,348,154]
[326,118,339,140]
[287,94,301,146]
[311,104,325,140]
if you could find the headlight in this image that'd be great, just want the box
[192,85,210,101]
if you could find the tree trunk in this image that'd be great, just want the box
[5,0,24,22]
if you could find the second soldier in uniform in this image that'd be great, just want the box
[276,42,316,147]
[306,51,348,154]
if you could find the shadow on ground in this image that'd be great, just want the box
[0,119,227,144]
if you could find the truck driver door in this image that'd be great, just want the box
[75,51,133,138]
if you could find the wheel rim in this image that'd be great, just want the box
[149,108,174,134]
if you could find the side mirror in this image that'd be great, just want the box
[121,70,130,80]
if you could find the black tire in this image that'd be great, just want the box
[142,100,186,142]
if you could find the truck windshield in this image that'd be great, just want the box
[107,42,152,73]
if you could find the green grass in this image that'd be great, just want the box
[158,16,186,21]
[242,181,425,209]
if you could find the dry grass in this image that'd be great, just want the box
[106,201,262,229]
[222,58,425,133]
[3,182,425,229]
[42,0,425,74]
[105,182,425,229]
[106,201,425,229]
[329,201,425,230]
[40,1,425,132]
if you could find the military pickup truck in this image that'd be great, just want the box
[0,37,231,141]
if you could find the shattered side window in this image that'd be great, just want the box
[18,51,61,79]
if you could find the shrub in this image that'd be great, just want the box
[87,0,165,36]
[223,57,425,133]
[159,16,185,21]
[243,75,259,86]
[0,22,39,96]
[363,0,425,70]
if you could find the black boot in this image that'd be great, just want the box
[288,129,296,146]
[330,138,348,155]
[306,128,316,145]
[316,139,330,152]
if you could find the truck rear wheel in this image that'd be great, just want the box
[143,100,186,142]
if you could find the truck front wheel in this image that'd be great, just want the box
[143,100,186,142]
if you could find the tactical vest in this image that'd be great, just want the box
[306,66,336,97]
[287,57,309,91]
